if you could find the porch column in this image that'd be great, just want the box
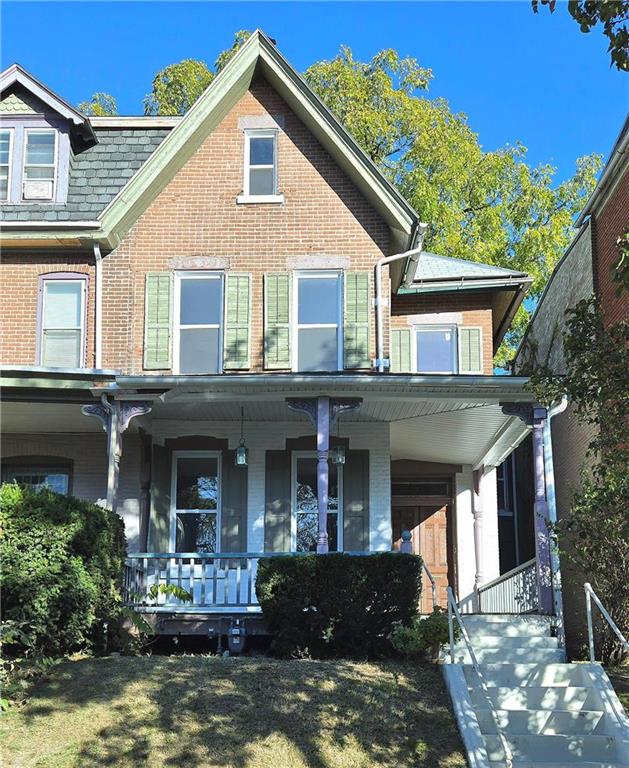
[501,403,553,615]
[316,396,331,553]
[472,468,484,607]
[82,398,152,514]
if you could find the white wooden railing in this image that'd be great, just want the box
[585,582,629,662]
[477,557,538,614]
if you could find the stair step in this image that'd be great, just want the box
[453,647,565,664]
[477,708,606,735]
[464,663,589,688]
[454,634,559,649]
[484,733,618,762]
[463,614,553,637]
[469,685,596,711]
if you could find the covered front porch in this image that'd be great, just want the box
[1,370,558,633]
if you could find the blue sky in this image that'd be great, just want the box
[2,1,627,183]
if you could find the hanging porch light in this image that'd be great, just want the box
[235,406,248,466]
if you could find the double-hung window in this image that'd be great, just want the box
[171,452,221,552]
[292,452,341,552]
[238,129,282,203]
[23,129,57,201]
[295,271,343,372]
[0,129,12,200]
[174,272,223,374]
[40,278,86,368]
[2,460,71,495]
[414,326,457,374]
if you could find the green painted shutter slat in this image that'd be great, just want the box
[221,451,247,552]
[144,272,172,370]
[344,271,371,369]
[264,450,291,552]
[459,327,482,374]
[343,449,369,552]
[264,273,291,370]
[224,273,251,369]
[390,328,411,373]
[149,443,171,552]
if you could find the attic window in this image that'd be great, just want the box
[0,129,12,200]
[237,129,283,204]
[23,129,57,201]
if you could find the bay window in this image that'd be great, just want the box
[294,271,343,371]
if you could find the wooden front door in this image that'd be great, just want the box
[392,503,451,613]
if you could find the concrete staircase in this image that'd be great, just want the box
[443,614,629,768]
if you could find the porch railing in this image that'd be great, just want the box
[585,582,629,662]
[477,557,538,614]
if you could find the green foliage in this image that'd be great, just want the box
[389,607,457,658]
[530,298,629,662]
[144,59,214,116]
[532,0,629,72]
[78,92,118,116]
[256,553,422,658]
[215,30,252,72]
[0,484,127,658]
[613,228,629,297]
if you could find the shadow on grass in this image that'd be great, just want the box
[5,656,467,768]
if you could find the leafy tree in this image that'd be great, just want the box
[78,92,117,116]
[144,59,214,115]
[215,29,253,72]
[530,298,629,662]
[612,227,629,296]
[532,0,629,71]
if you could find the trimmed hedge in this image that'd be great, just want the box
[0,483,126,656]
[256,552,422,658]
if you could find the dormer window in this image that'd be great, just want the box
[0,129,11,200]
[23,129,57,201]
[237,129,283,204]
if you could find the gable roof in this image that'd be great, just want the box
[0,63,96,145]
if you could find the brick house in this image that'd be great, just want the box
[513,116,628,655]
[1,31,554,630]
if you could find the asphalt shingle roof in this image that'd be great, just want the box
[414,252,528,282]
[0,128,170,222]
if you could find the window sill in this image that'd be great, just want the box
[236,194,284,205]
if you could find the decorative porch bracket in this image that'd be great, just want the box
[81,399,152,513]
[501,402,553,615]
[287,397,362,553]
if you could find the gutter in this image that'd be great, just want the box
[1,220,101,230]
[575,116,629,227]
[400,276,531,294]
[374,224,429,373]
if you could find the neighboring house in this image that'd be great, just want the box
[514,115,629,654]
[2,31,549,629]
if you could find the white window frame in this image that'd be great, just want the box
[172,271,224,375]
[22,127,58,201]
[0,127,14,201]
[40,278,86,368]
[292,270,344,372]
[237,128,283,204]
[458,325,484,375]
[170,450,222,553]
[291,450,343,553]
[413,324,458,374]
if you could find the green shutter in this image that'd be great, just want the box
[221,451,247,552]
[343,449,370,551]
[264,273,291,370]
[390,328,411,373]
[264,450,291,552]
[144,272,172,370]
[224,273,251,369]
[344,271,371,369]
[459,327,482,374]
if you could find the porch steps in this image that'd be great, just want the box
[443,615,629,768]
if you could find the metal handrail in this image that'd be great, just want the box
[422,561,437,610]
[447,587,513,768]
[585,582,629,662]
[477,557,536,595]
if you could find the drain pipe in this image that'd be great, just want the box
[544,396,568,648]
[93,242,103,370]
[374,223,428,372]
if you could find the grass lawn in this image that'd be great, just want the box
[607,664,629,712]
[0,655,466,768]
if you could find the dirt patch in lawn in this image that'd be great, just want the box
[0,655,466,768]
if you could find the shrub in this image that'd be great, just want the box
[0,483,126,657]
[389,607,457,659]
[256,552,422,658]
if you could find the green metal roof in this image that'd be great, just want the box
[413,252,528,283]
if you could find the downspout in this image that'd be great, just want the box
[93,242,103,370]
[374,223,428,373]
[544,396,568,647]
